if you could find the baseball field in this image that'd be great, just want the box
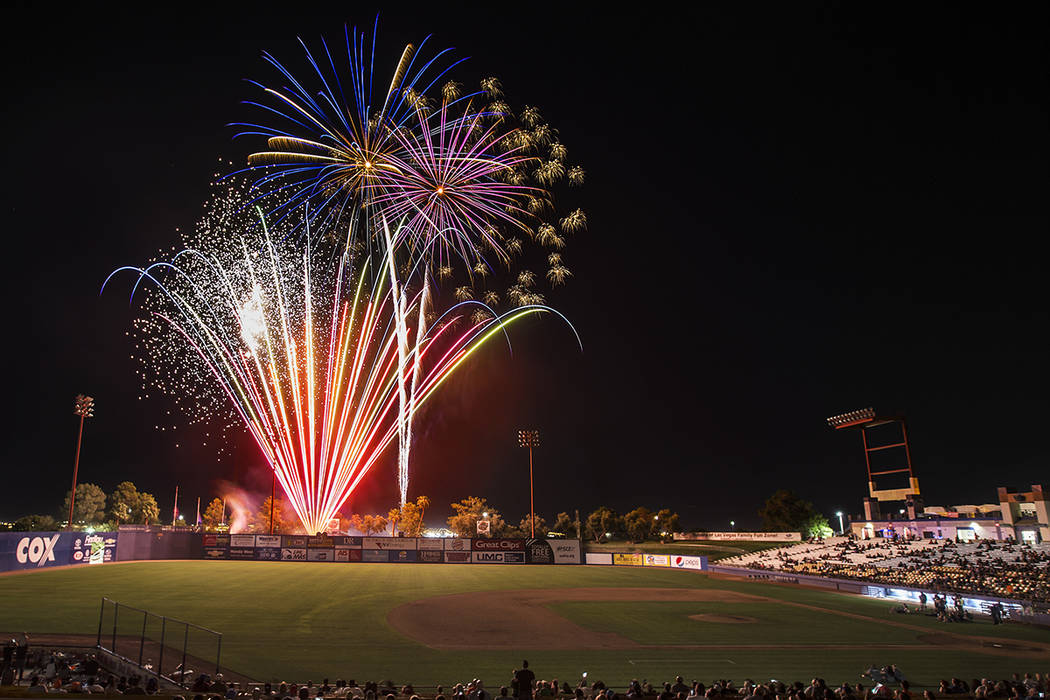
[1,561,1047,689]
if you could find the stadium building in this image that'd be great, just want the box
[850,483,1049,543]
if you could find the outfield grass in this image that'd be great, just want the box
[0,562,1043,689]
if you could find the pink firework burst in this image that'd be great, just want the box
[367,102,540,271]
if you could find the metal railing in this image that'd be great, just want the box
[96,597,222,687]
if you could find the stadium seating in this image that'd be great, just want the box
[720,537,1050,602]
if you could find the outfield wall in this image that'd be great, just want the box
[0,532,581,571]
[196,533,583,566]
[200,534,581,564]
[584,551,708,570]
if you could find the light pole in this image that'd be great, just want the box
[518,430,540,537]
[836,511,845,535]
[269,472,276,535]
[67,394,95,530]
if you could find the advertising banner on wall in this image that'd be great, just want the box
[282,536,308,548]
[229,547,255,560]
[281,547,307,561]
[674,532,801,542]
[203,547,228,560]
[230,534,256,548]
[670,555,707,570]
[417,550,443,562]
[387,549,417,562]
[307,548,335,561]
[371,541,415,549]
[585,552,613,565]
[335,547,363,562]
[255,547,281,561]
[443,538,470,551]
[551,540,582,564]
[643,554,670,567]
[613,553,643,566]
[255,535,281,548]
[362,549,388,562]
[70,533,118,565]
[203,534,230,548]
[417,537,443,550]
[444,551,471,563]
[526,539,554,563]
[472,538,525,551]
[307,535,334,548]
[331,536,362,548]
[363,537,417,550]
[472,551,506,563]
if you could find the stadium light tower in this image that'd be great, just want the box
[269,472,276,535]
[825,407,919,502]
[518,430,540,537]
[67,394,95,531]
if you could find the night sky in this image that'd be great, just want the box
[2,4,1046,530]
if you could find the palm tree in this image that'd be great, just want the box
[415,495,431,536]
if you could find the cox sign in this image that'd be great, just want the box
[0,532,75,572]
[16,535,61,566]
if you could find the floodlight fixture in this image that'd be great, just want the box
[826,407,875,429]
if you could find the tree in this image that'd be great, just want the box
[551,512,577,538]
[202,498,226,529]
[349,513,388,536]
[108,481,141,525]
[585,506,622,543]
[447,497,505,538]
[387,507,402,536]
[803,514,834,539]
[623,507,654,542]
[12,514,58,531]
[759,490,818,535]
[63,483,107,526]
[413,495,431,536]
[392,496,431,537]
[519,514,548,538]
[132,493,160,524]
[653,509,681,539]
[134,493,161,525]
[257,496,289,534]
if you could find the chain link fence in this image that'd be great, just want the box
[96,597,222,687]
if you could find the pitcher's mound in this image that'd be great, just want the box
[690,613,757,623]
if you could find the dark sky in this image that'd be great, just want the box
[2,4,1046,530]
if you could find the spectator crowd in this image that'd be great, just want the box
[6,650,1050,700]
[721,537,1050,603]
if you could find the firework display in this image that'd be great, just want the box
[111,21,584,530]
[106,196,575,534]
[236,23,586,507]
